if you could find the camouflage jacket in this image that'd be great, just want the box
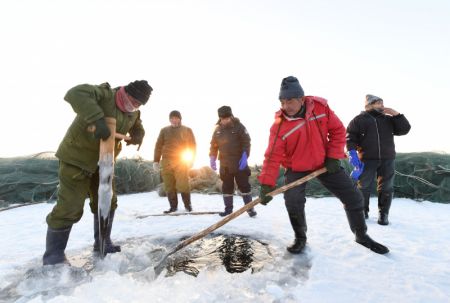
[56,83,144,173]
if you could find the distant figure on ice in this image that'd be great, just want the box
[43,80,152,265]
[258,76,389,255]
[153,110,196,213]
[346,94,411,225]
[209,106,256,217]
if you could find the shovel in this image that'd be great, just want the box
[153,167,327,276]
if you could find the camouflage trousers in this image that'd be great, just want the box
[46,161,118,229]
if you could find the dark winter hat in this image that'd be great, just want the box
[365,94,383,105]
[124,80,152,105]
[218,106,233,118]
[169,110,182,119]
[279,76,304,100]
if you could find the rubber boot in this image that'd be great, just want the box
[43,226,72,265]
[243,194,257,217]
[286,211,307,254]
[219,195,233,217]
[181,192,193,212]
[362,191,370,219]
[345,209,389,254]
[164,192,178,214]
[377,192,392,225]
[93,209,121,254]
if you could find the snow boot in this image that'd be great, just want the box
[345,209,389,254]
[242,193,257,217]
[164,192,178,214]
[362,191,370,219]
[181,192,193,212]
[43,226,72,265]
[286,211,307,254]
[219,195,233,217]
[377,192,392,225]
[93,209,121,254]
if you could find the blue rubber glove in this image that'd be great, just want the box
[350,163,365,180]
[348,149,362,168]
[210,155,217,171]
[238,151,248,170]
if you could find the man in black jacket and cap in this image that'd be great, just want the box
[346,94,411,225]
[209,106,256,217]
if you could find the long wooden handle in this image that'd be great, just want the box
[169,167,327,256]
[97,117,116,258]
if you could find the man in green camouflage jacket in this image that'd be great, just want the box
[43,80,152,265]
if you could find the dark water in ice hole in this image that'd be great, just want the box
[165,234,272,277]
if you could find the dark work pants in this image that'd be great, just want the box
[220,166,251,195]
[358,159,395,194]
[284,168,364,216]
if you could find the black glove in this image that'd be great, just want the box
[94,118,111,141]
[126,128,145,146]
[259,184,275,205]
[325,157,341,174]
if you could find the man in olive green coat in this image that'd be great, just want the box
[153,110,196,213]
[43,80,152,265]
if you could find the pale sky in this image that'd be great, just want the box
[1,0,449,166]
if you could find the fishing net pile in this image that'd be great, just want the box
[1,152,449,207]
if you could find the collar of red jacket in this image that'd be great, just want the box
[275,96,328,120]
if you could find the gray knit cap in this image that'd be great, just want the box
[365,94,383,105]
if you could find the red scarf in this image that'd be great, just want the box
[116,86,138,113]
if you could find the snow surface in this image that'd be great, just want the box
[1,192,449,303]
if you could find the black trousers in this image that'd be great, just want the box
[358,159,395,195]
[283,168,364,215]
[220,166,251,195]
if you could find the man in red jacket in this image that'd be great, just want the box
[258,76,389,255]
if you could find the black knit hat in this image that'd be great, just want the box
[218,106,233,118]
[169,110,182,119]
[279,76,304,100]
[365,94,383,105]
[124,80,152,105]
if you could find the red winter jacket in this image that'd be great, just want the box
[258,96,346,186]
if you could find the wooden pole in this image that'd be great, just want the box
[137,211,221,219]
[97,117,116,258]
[154,167,327,275]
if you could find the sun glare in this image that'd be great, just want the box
[182,149,194,164]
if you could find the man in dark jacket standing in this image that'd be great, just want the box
[258,76,389,255]
[209,106,256,217]
[154,110,196,213]
[346,94,411,225]
[43,80,152,265]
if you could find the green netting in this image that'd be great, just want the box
[1,152,449,208]
[0,152,59,206]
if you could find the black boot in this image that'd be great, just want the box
[164,192,178,214]
[362,191,370,219]
[181,192,193,212]
[94,210,121,254]
[286,211,307,254]
[243,194,257,217]
[43,226,72,265]
[377,192,392,225]
[345,209,389,254]
[219,195,233,217]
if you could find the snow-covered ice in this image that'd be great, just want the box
[1,192,449,302]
